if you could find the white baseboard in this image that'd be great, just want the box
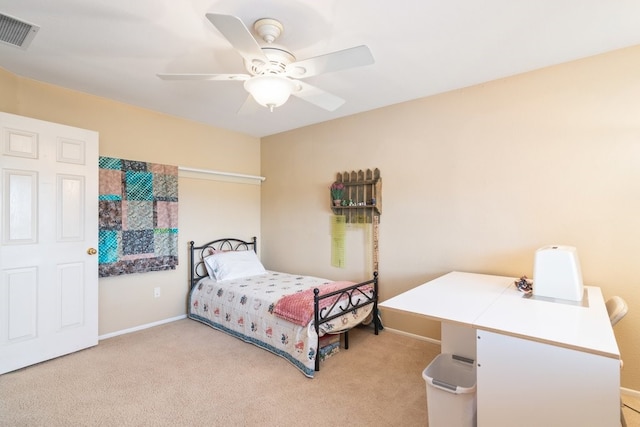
[98,314,187,340]
[383,326,442,346]
[622,387,640,398]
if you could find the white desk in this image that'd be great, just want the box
[381,271,621,427]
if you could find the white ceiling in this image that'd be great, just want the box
[2,0,640,138]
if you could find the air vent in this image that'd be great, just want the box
[0,13,39,49]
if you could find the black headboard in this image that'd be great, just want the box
[188,237,257,289]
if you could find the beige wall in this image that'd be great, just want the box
[1,69,262,336]
[261,45,640,389]
[3,43,640,389]
[0,69,18,112]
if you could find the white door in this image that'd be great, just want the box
[0,112,99,374]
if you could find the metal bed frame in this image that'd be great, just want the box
[188,237,380,372]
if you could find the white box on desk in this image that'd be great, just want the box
[533,245,584,302]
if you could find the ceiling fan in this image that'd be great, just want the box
[157,13,374,112]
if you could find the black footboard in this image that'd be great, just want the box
[313,272,380,371]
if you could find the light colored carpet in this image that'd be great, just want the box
[623,395,640,427]
[0,319,440,426]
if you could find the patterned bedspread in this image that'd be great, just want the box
[188,271,374,378]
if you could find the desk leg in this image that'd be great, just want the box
[441,322,476,360]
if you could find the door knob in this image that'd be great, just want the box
[87,248,97,255]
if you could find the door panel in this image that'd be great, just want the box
[0,112,98,374]
[58,174,85,241]
[4,267,37,341]
[58,262,85,329]
[3,170,38,243]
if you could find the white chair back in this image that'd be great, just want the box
[606,296,628,327]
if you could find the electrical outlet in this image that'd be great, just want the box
[154,287,161,298]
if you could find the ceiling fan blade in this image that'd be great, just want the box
[206,13,269,67]
[285,45,374,79]
[157,73,250,81]
[292,81,345,111]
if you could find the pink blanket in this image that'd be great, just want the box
[273,281,371,326]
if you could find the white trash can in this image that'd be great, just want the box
[422,353,477,427]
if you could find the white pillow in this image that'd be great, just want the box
[202,249,225,280]
[203,250,266,281]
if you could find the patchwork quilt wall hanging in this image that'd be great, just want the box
[98,157,178,277]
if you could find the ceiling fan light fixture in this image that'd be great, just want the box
[244,75,296,112]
